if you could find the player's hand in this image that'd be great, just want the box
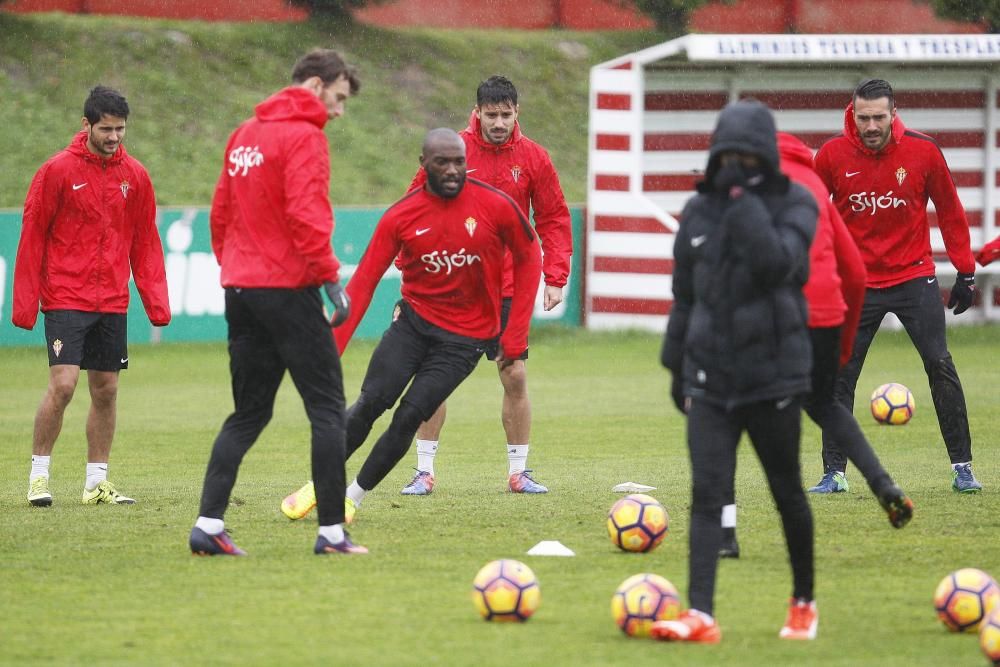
[494,347,517,370]
[323,280,351,327]
[543,285,563,311]
[670,374,687,414]
[714,162,748,198]
[947,273,975,315]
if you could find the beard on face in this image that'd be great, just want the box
[426,170,466,199]
[89,130,119,156]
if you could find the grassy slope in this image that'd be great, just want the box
[0,327,998,666]
[0,11,666,208]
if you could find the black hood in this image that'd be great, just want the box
[700,99,788,194]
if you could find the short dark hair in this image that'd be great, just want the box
[292,48,360,95]
[476,75,517,108]
[83,86,129,123]
[853,78,894,108]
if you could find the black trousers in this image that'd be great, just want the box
[821,276,972,471]
[687,397,813,616]
[198,287,348,526]
[722,327,896,517]
[805,327,893,493]
[344,301,486,492]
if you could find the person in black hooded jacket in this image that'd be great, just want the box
[653,99,819,643]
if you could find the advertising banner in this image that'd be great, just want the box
[0,206,583,346]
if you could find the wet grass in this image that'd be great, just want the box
[1,326,998,665]
[0,11,667,209]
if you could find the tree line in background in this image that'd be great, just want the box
[0,0,993,39]
[288,0,997,32]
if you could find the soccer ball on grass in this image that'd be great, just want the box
[870,382,915,425]
[933,568,1000,633]
[981,608,1000,666]
[607,493,669,553]
[611,573,681,637]
[471,559,540,622]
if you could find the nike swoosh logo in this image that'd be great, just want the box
[73,183,88,190]
[927,278,936,284]
[120,357,128,364]
[691,235,707,247]
[415,228,431,236]
[845,171,861,178]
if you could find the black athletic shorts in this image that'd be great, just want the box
[363,300,490,419]
[484,297,529,361]
[43,310,128,371]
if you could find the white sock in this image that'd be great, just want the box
[195,516,225,535]
[30,455,51,480]
[318,524,346,543]
[85,462,108,490]
[416,439,438,475]
[721,504,737,529]
[689,609,715,623]
[952,461,971,471]
[346,480,367,507]
[507,444,529,476]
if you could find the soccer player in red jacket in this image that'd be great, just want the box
[718,133,914,559]
[189,49,366,557]
[400,76,572,496]
[280,128,542,524]
[814,79,980,494]
[13,86,170,508]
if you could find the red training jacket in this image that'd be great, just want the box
[409,111,571,296]
[334,179,542,359]
[210,86,341,288]
[779,133,866,366]
[13,131,169,329]
[978,234,1000,267]
[815,105,975,288]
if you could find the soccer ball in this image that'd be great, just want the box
[471,559,540,622]
[607,494,669,553]
[870,382,915,425]
[981,608,1000,666]
[611,573,682,637]
[934,568,1000,632]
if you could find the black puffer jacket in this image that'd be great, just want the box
[661,100,817,409]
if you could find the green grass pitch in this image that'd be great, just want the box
[1,326,998,666]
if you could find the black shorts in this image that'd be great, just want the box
[364,300,489,420]
[484,297,529,361]
[43,310,128,371]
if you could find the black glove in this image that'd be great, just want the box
[671,373,686,414]
[947,273,975,315]
[323,281,351,327]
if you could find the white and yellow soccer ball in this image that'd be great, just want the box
[607,494,669,553]
[611,573,681,637]
[870,382,915,425]
[934,568,1000,633]
[980,607,1000,666]
[471,559,540,622]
